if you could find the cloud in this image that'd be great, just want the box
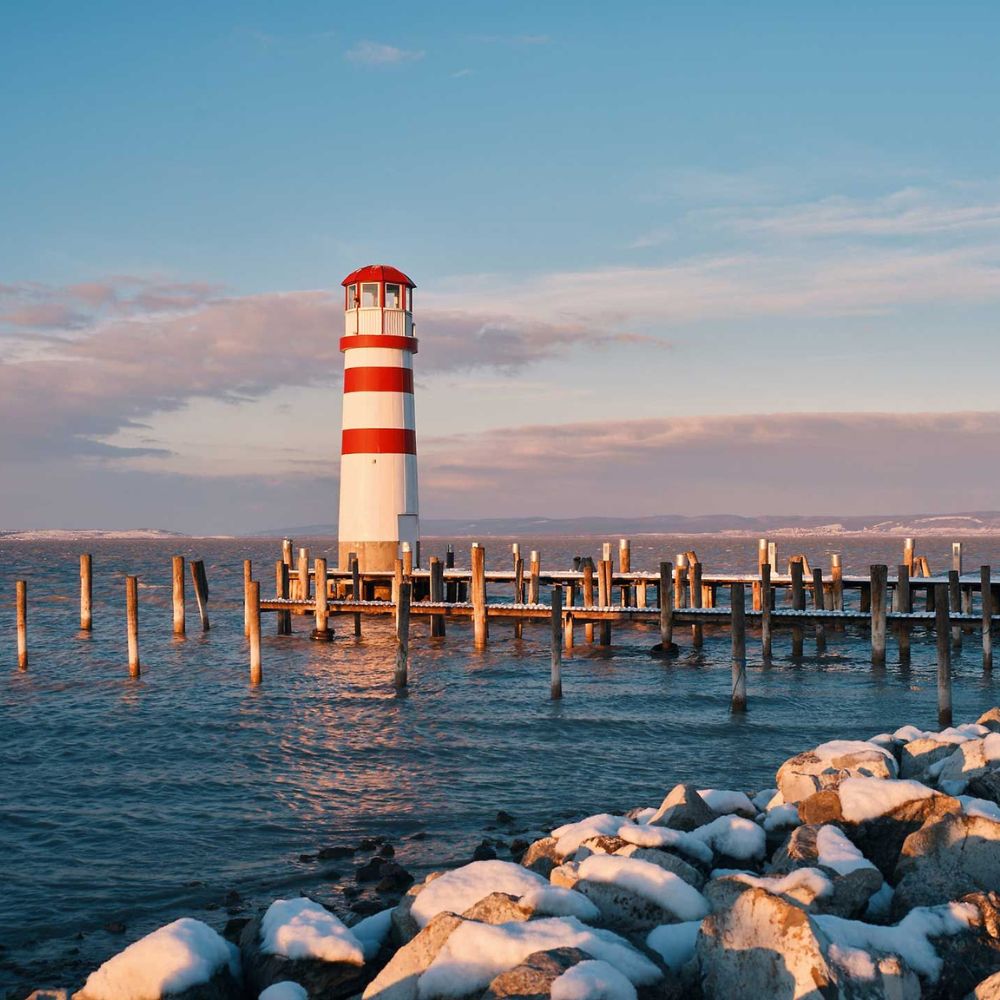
[345,40,425,66]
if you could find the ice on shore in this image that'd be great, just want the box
[79,918,238,1000]
[261,897,365,964]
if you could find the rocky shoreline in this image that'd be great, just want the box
[26,708,1000,1000]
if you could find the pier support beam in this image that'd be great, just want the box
[730,582,747,713]
[870,565,887,666]
[551,584,563,700]
[248,581,262,685]
[935,584,953,727]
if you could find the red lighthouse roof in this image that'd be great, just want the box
[341,264,416,288]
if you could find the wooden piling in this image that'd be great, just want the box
[761,563,772,662]
[248,581,262,685]
[790,560,804,657]
[583,558,595,642]
[550,584,563,699]
[275,560,291,635]
[282,538,293,568]
[446,545,457,602]
[673,554,686,609]
[982,565,993,673]
[935,584,953,727]
[80,554,93,631]
[242,559,252,637]
[350,554,362,637]
[690,561,703,647]
[597,559,611,646]
[658,561,674,652]
[831,554,843,612]
[430,556,446,637]
[126,575,139,678]
[948,570,961,648]
[754,539,767,611]
[190,559,209,631]
[528,551,540,605]
[730,582,747,713]
[402,542,413,578]
[395,581,411,688]
[172,556,186,637]
[619,538,631,606]
[513,555,525,639]
[312,557,331,640]
[897,564,911,663]
[903,538,915,575]
[297,547,310,603]
[870,565,887,666]
[471,544,488,648]
[16,580,27,670]
[812,567,826,653]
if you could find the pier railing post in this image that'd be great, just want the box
[673,554,686,609]
[297,547,310,604]
[831,553,843,614]
[935,584,953,727]
[471,543,488,648]
[982,565,993,673]
[80,553,93,632]
[402,541,413,577]
[754,538,767,611]
[16,580,27,670]
[658,560,674,653]
[528,551,540,605]
[948,570,961,648]
[551,584,563,699]
[761,563,772,663]
[248,581,262,685]
[897,564,911,664]
[430,556,446,637]
[870,565,887,666]
[282,537,293,570]
[173,555,186,637]
[597,558,611,646]
[619,538,631,606]
[395,581,411,688]
[730,582,747,713]
[312,557,331,640]
[126,575,140,678]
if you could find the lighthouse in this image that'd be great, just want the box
[337,264,420,572]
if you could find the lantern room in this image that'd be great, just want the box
[342,264,416,339]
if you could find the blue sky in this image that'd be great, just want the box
[2,2,1000,531]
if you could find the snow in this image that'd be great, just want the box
[80,918,239,1000]
[417,917,662,998]
[752,788,779,810]
[814,902,979,981]
[645,921,701,971]
[552,814,627,858]
[615,822,713,864]
[714,867,833,900]
[689,815,766,860]
[815,824,878,875]
[410,860,547,927]
[959,795,1000,821]
[260,984,308,1000]
[763,804,801,832]
[698,789,755,816]
[827,943,877,981]
[629,807,656,824]
[350,907,393,960]
[519,885,601,921]
[261,898,365,965]
[576,855,709,921]
[863,882,894,922]
[551,960,638,1000]
[893,723,988,744]
[812,740,896,770]
[837,777,938,823]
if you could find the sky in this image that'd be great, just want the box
[2,1,1000,533]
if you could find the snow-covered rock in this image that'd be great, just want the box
[551,816,628,859]
[520,837,562,877]
[697,788,756,818]
[935,735,1000,795]
[776,740,897,804]
[550,959,638,1000]
[76,919,240,1000]
[612,844,705,890]
[648,784,716,831]
[480,947,592,1000]
[688,814,766,864]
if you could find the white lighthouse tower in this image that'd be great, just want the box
[337,264,420,572]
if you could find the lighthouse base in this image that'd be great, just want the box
[338,540,401,573]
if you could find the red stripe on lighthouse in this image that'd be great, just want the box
[344,367,414,393]
[342,428,417,455]
[340,335,418,353]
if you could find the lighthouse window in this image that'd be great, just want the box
[385,284,401,309]
[346,284,357,309]
[361,283,379,308]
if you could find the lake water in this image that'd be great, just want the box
[1,534,998,992]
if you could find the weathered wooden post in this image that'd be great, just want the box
[297,547,310,604]
[790,560,804,657]
[248,581,262,685]
[190,560,209,631]
[513,555,525,639]
[982,565,993,673]
[528,550,540,604]
[312,557,332,640]
[16,580,27,670]
[275,560,291,635]
[551,584,563,699]
[730,582,747,713]
[582,558,595,643]
[948,569,962,648]
[126,575,140,678]
[761,563,772,663]
[471,543,488,648]
[831,554,843,612]
[242,559,252,637]
[619,538,631,606]
[171,555,186,637]
[350,553,362,637]
[897,564,912,664]
[870,565,887,666]
[658,561,674,653]
[812,567,826,653]
[395,581,411,688]
[402,541,413,578]
[673,554,686,609]
[430,556,446,637]
[80,554,93,632]
[935,584,953,727]
[690,561,704,647]
[754,538,768,611]
[597,558,611,646]
[903,538,915,575]
[282,538,294,570]
[445,545,456,603]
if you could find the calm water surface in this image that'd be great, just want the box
[1,534,998,990]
